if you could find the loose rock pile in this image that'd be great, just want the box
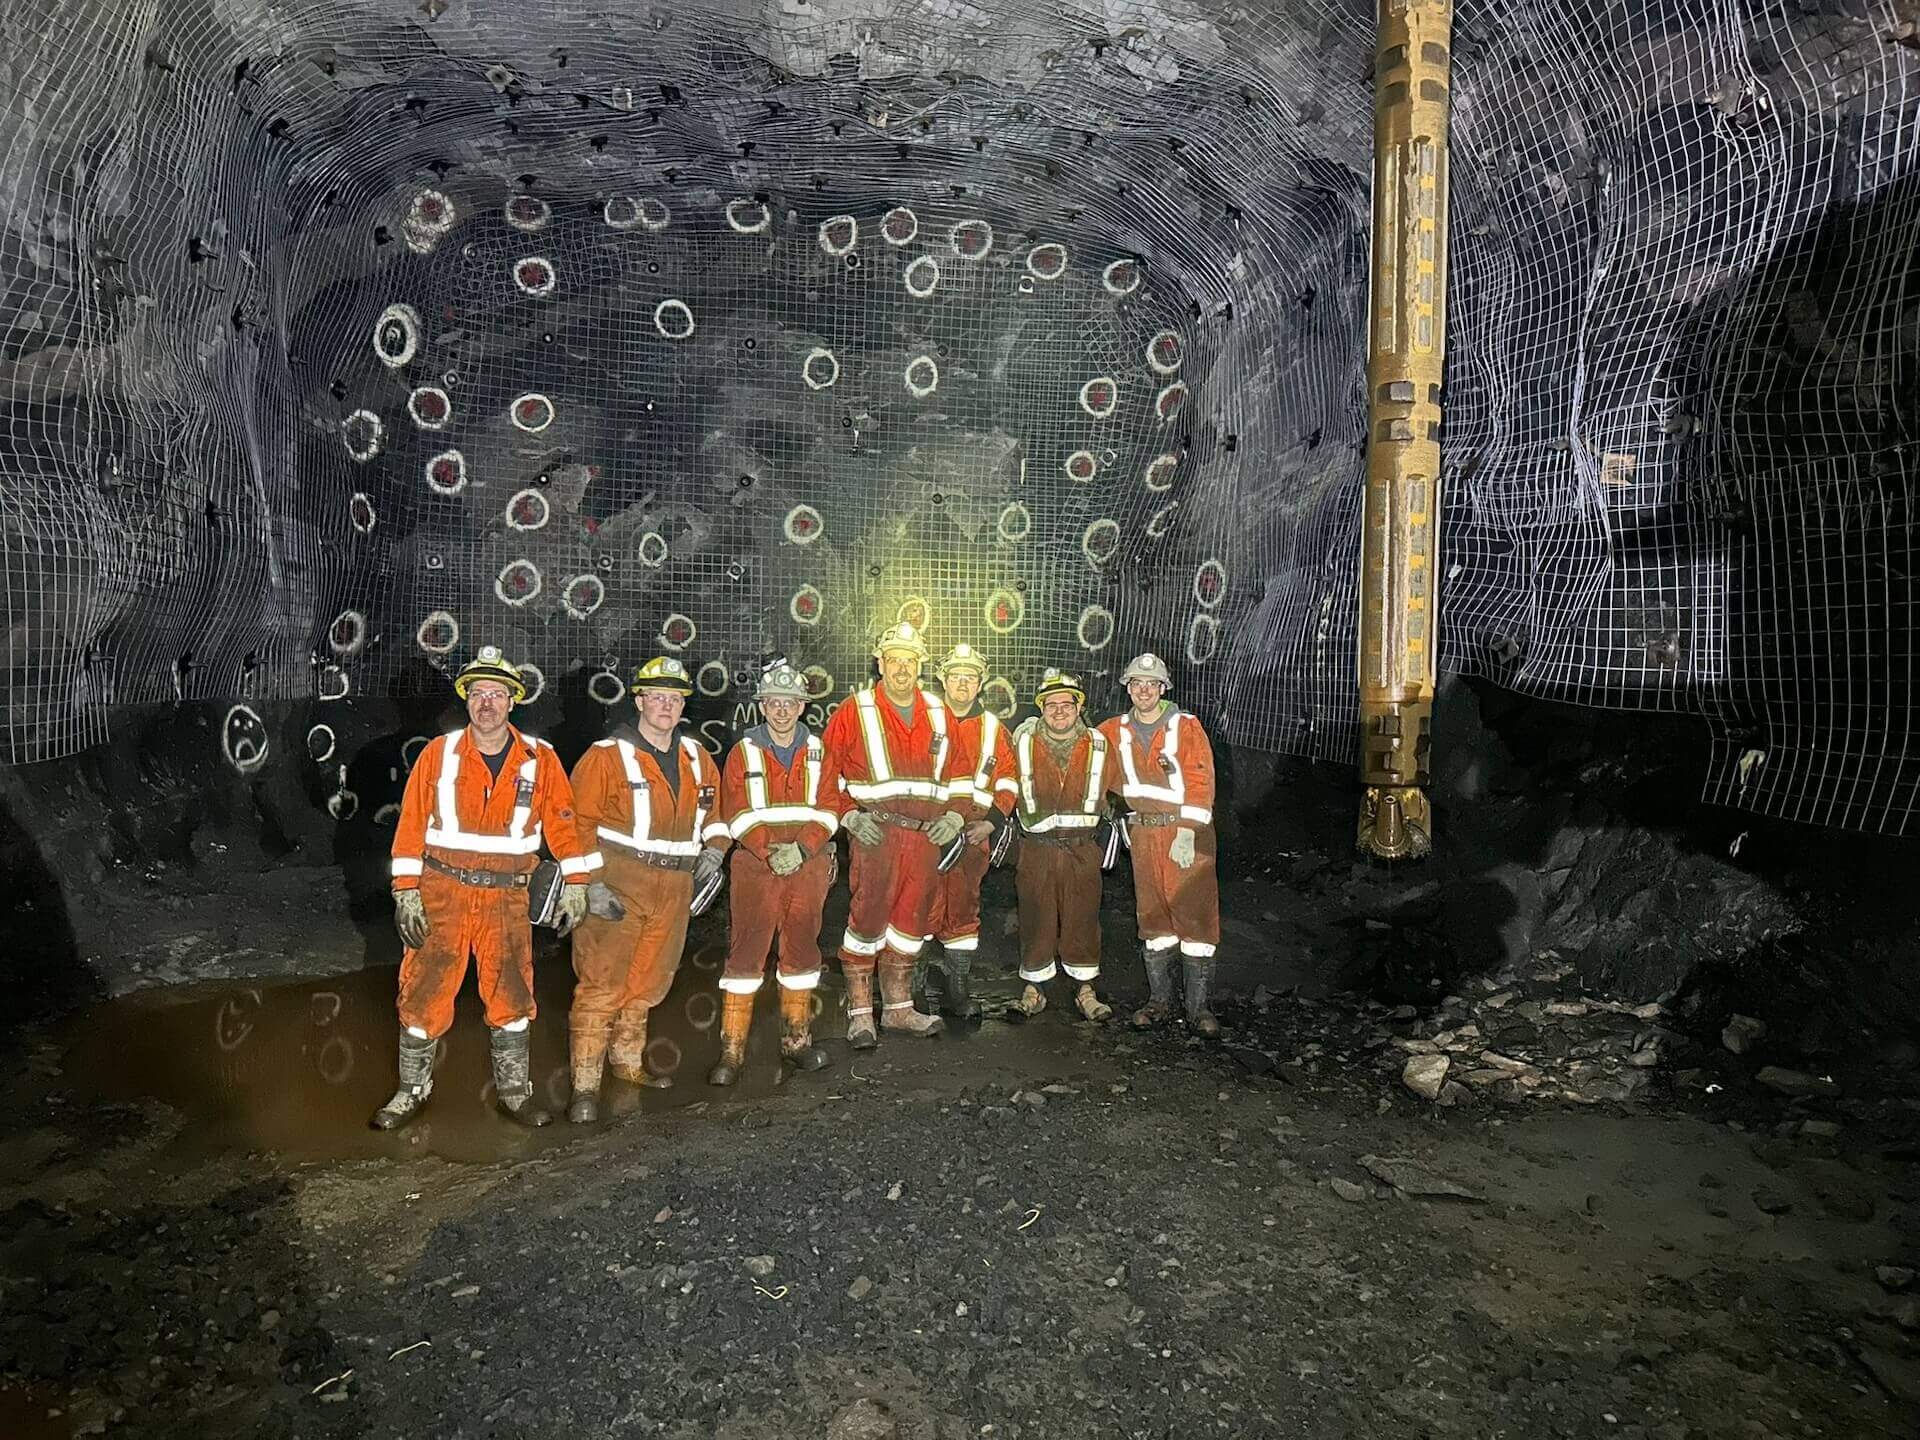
[1370,951,1670,1108]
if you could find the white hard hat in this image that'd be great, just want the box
[938,643,989,677]
[1121,652,1173,689]
[756,662,810,701]
[872,622,928,660]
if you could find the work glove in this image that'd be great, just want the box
[586,879,626,921]
[392,888,430,950]
[926,810,967,848]
[694,846,726,889]
[962,819,995,846]
[1169,826,1197,870]
[554,882,590,937]
[843,810,886,848]
[767,841,806,877]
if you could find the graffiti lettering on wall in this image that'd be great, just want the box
[693,700,839,757]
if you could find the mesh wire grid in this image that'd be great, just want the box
[3,0,1920,833]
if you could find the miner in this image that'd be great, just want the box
[821,622,964,1046]
[1009,669,1117,1022]
[918,642,1016,1021]
[565,656,729,1122]
[375,646,596,1131]
[1097,652,1221,1036]
[709,661,842,1083]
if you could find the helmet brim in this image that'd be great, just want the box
[455,667,527,702]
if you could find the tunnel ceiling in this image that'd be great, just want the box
[7,0,1920,833]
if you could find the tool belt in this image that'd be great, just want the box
[607,846,698,872]
[867,807,938,833]
[425,855,531,889]
[1125,812,1184,829]
[1019,828,1097,848]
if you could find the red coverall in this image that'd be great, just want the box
[927,706,1017,953]
[820,686,961,984]
[568,729,728,1080]
[719,727,843,994]
[1014,725,1118,984]
[388,725,597,1038]
[1098,709,1220,961]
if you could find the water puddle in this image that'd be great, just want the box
[51,943,1054,1165]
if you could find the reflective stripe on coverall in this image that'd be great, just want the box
[720,728,842,993]
[387,726,598,1038]
[1097,710,1221,958]
[927,707,1018,951]
[1014,727,1113,983]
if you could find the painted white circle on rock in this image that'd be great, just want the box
[654,299,696,340]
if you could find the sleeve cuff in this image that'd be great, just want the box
[1179,806,1213,826]
[390,856,424,878]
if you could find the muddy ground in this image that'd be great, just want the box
[2,857,1919,1440]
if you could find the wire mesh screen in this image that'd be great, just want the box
[4,0,1920,832]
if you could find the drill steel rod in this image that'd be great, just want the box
[1357,0,1454,860]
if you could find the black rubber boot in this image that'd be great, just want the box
[911,952,935,1017]
[489,1026,552,1127]
[940,949,984,1022]
[1183,961,1221,1039]
[1130,948,1176,1030]
[779,987,831,1071]
[370,1031,437,1130]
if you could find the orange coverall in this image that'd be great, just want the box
[1098,709,1220,960]
[719,727,843,993]
[388,725,597,1038]
[1014,725,1118,983]
[820,686,961,974]
[927,706,1017,953]
[569,728,728,1073]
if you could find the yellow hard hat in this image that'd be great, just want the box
[938,643,989,677]
[631,656,694,694]
[872,621,928,661]
[1034,668,1086,706]
[454,645,528,701]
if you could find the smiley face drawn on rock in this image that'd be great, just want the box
[223,704,270,774]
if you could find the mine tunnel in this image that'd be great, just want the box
[4,0,1920,1434]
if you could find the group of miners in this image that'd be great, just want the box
[371,621,1222,1131]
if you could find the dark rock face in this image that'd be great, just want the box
[6,0,1920,852]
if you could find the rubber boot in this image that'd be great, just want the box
[911,952,935,1017]
[1183,960,1221,1038]
[610,1007,671,1089]
[568,1018,609,1124]
[880,955,944,1037]
[940,948,984,1022]
[707,990,755,1086]
[780,986,830,1071]
[370,1031,437,1130]
[489,1025,552,1127]
[1074,982,1113,1023]
[1131,947,1176,1030]
[846,967,878,1050]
